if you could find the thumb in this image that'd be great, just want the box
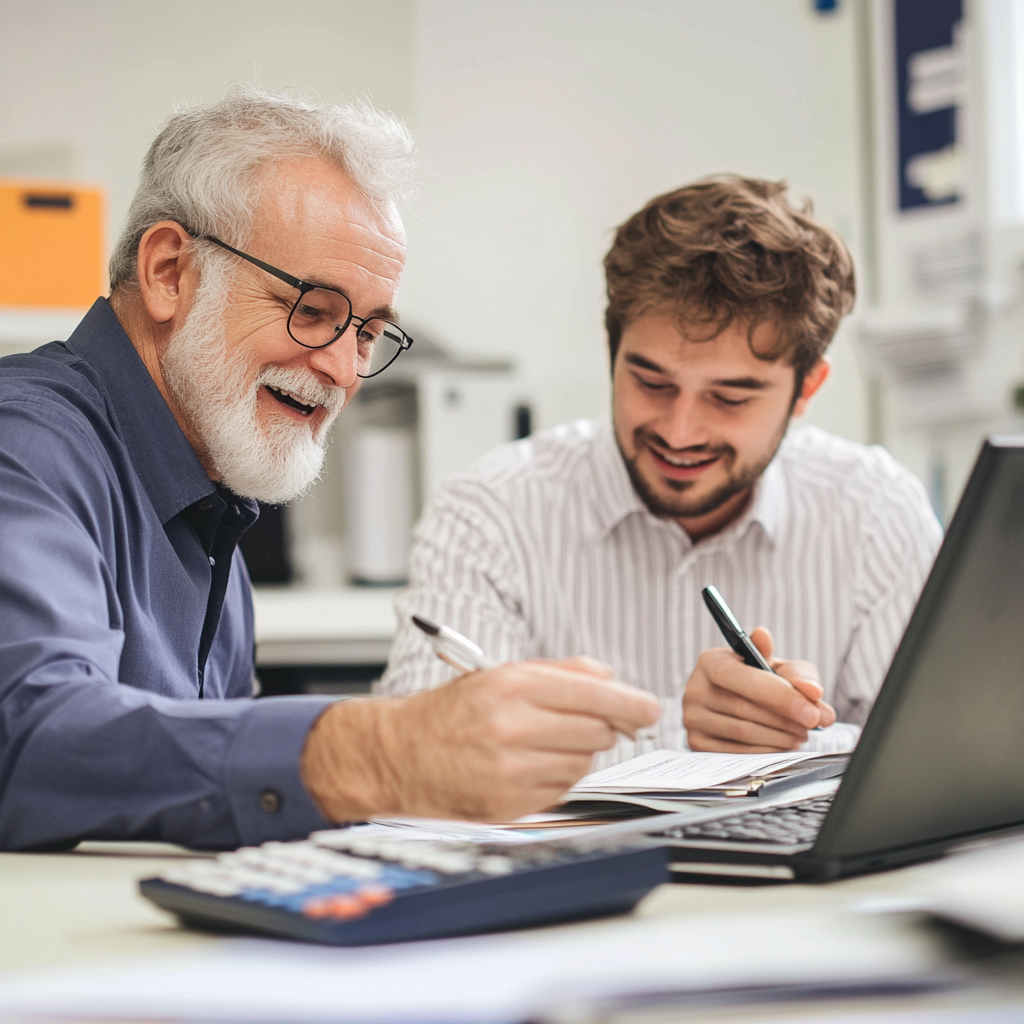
[749,626,774,662]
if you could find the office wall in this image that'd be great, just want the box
[0,0,417,251]
[400,0,869,441]
[0,0,869,445]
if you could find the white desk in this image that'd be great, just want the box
[2,843,1022,1022]
[251,586,399,668]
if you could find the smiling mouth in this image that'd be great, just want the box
[656,451,718,468]
[265,385,317,417]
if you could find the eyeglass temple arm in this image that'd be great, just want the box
[202,235,308,293]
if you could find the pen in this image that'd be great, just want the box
[411,614,657,742]
[701,585,823,730]
[411,615,496,674]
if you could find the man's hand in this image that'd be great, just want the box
[682,628,836,752]
[300,658,661,823]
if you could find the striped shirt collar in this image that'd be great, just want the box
[587,419,788,547]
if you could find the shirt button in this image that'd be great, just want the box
[198,499,213,511]
[209,556,216,566]
[259,790,282,814]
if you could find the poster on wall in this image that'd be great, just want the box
[895,0,965,211]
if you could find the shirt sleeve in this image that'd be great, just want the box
[830,456,944,727]
[377,479,534,695]
[0,397,332,851]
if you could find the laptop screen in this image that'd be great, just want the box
[817,437,1024,862]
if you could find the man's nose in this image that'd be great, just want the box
[658,393,710,450]
[304,324,360,388]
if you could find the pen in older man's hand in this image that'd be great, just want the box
[411,615,496,674]
[411,615,657,743]
[701,585,823,730]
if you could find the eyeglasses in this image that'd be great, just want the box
[198,235,413,378]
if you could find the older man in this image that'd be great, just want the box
[0,88,658,851]
[380,177,942,764]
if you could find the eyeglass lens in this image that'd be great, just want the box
[287,287,406,377]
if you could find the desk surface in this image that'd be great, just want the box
[0,840,978,975]
[3,842,1023,1022]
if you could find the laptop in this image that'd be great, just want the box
[608,436,1024,881]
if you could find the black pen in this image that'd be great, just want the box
[701,584,823,729]
[701,585,775,673]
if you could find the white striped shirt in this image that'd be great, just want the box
[377,420,943,767]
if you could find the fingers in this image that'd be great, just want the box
[814,699,837,728]
[774,658,824,702]
[684,704,806,751]
[689,682,810,739]
[698,650,823,728]
[749,626,774,661]
[687,730,801,754]
[478,702,620,754]
[544,655,615,678]
[517,667,662,737]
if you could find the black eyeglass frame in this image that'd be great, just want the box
[198,234,413,378]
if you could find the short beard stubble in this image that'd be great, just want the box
[618,417,788,522]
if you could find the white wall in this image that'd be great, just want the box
[400,0,869,442]
[0,0,417,253]
[0,0,870,445]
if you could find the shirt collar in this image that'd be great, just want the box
[587,419,788,547]
[587,421,651,539]
[64,298,220,524]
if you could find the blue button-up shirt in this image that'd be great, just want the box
[0,299,332,850]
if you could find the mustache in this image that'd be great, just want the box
[255,364,347,416]
[634,426,735,461]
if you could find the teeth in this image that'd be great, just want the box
[268,385,316,410]
[661,453,710,467]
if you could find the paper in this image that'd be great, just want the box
[360,817,585,843]
[571,749,821,794]
[0,908,946,1023]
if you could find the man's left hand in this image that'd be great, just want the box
[682,627,836,752]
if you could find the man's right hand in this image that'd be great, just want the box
[300,659,661,824]
[682,627,835,752]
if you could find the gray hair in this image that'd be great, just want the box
[109,84,417,289]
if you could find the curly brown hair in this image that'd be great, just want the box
[604,175,855,387]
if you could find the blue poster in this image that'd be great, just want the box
[894,0,964,211]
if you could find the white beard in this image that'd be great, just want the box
[160,271,347,504]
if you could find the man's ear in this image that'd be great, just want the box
[791,357,831,418]
[136,221,197,326]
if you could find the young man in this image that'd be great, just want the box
[379,177,942,765]
[0,89,658,851]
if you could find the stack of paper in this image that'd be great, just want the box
[562,749,838,813]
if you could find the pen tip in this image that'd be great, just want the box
[411,615,440,637]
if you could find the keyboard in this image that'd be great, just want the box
[141,830,668,946]
[656,796,835,847]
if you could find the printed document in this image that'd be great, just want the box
[571,749,822,794]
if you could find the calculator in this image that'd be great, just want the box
[140,830,668,946]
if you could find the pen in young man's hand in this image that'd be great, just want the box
[701,585,824,731]
[411,615,658,742]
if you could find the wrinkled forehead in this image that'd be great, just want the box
[247,157,407,287]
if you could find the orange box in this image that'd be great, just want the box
[0,179,105,308]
